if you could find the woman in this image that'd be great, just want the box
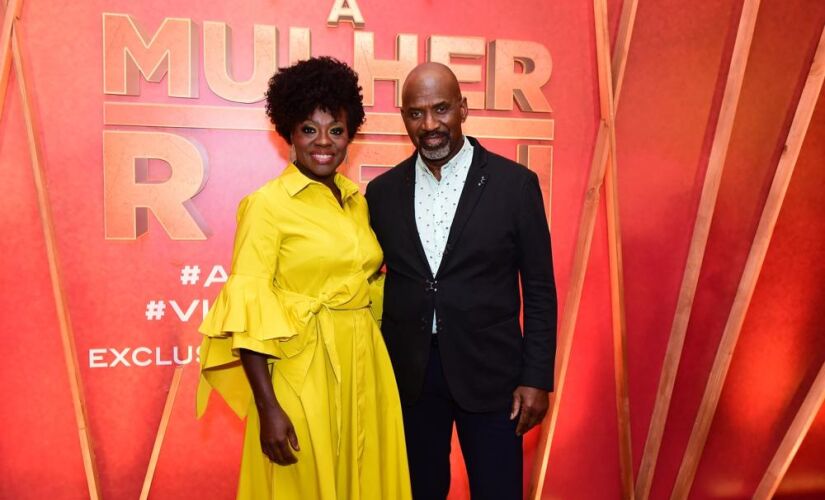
[197,57,411,500]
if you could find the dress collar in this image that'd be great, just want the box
[280,163,359,201]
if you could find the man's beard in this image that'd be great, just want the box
[421,143,451,161]
[419,133,451,161]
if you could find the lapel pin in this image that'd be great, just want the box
[478,175,487,187]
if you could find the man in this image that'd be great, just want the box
[366,62,557,500]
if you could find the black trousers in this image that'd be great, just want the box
[402,337,523,500]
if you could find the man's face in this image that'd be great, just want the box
[401,76,468,167]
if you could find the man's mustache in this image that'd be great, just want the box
[420,132,449,141]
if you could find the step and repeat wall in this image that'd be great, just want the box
[2,0,824,498]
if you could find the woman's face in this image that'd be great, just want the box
[290,107,350,183]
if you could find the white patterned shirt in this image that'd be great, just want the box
[414,136,474,333]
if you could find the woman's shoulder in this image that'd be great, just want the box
[247,176,291,202]
[235,177,291,218]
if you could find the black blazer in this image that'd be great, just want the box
[366,137,557,412]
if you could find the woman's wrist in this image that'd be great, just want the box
[255,397,281,414]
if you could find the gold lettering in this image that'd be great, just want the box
[102,13,197,98]
[327,0,366,28]
[203,22,277,103]
[427,35,486,109]
[517,144,553,225]
[487,40,552,112]
[288,27,311,65]
[103,131,208,240]
[353,32,418,107]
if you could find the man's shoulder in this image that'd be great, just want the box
[367,157,413,194]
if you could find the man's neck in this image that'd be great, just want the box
[424,163,443,181]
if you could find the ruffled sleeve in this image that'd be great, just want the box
[200,274,296,357]
[197,191,296,418]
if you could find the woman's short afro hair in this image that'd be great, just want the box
[265,56,365,144]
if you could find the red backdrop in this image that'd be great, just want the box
[1,0,824,499]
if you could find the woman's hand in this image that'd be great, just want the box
[259,404,300,465]
[238,348,300,465]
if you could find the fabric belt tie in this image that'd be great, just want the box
[272,273,371,455]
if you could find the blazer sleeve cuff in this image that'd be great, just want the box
[520,366,554,392]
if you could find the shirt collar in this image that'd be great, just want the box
[415,136,472,178]
[280,163,360,201]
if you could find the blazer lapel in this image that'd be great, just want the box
[437,141,489,277]
[398,155,433,278]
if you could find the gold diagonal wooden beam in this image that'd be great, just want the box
[606,0,638,496]
[592,0,616,122]
[528,0,639,497]
[11,16,101,499]
[528,119,609,500]
[606,158,634,499]
[634,2,762,498]
[605,160,634,499]
[753,361,825,499]
[529,0,636,499]
[611,0,638,107]
[671,23,825,499]
[140,366,185,500]
[0,0,22,116]
[595,0,636,500]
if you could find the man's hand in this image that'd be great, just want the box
[510,386,549,436]
[259,404,300,465]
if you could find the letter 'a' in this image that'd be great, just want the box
[327,0,365,28]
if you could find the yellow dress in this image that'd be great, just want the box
[197,164,412,500]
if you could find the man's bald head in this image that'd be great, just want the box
[400,63,468,168]
[402,62,462,106]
